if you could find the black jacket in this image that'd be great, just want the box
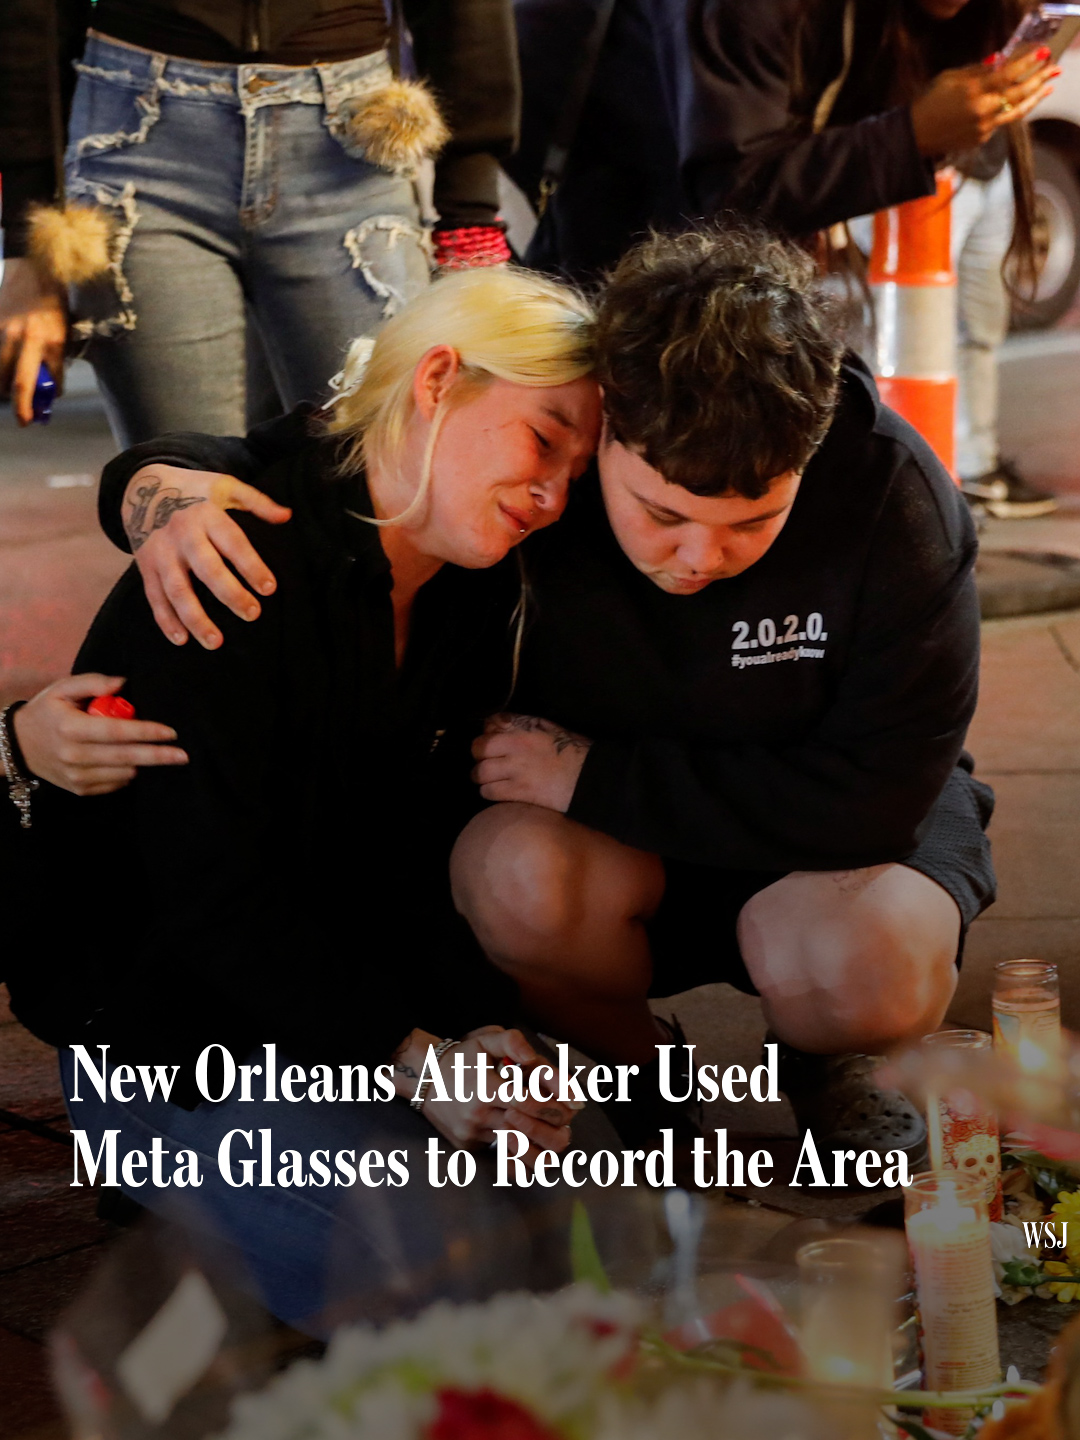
[517,361,982,870]
[515,0,936,280]
[3,410,519,1080]
[0,0,519,254]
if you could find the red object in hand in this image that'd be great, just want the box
[87,695,136,719]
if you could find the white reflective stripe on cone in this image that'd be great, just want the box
[871,283,957,380]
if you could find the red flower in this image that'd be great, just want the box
[427,1387,562,1440]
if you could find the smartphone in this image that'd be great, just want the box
[999,2,1080,64]
[31,362,56,424]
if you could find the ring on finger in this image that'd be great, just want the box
[999,96,1014,115]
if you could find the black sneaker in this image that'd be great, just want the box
[962,461,1058,520]
[775,1042,927,1182]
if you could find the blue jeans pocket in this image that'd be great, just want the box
[67,62,165,170]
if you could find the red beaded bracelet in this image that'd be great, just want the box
[433,225,512,270]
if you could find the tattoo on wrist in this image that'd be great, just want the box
[126,479,205,552]
[552,727,588,756]
[394,1062,419,1079]
[504,714,590,755]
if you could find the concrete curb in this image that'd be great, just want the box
[977,549,1080,618]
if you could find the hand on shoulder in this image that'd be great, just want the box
[122,464,291,649]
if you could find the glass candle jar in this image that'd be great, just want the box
[904,1172,999,1435]
[797,1235,901,1440]
[922,1030,1002,1221]
[992,959,1061,1075]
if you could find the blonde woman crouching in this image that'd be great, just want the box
[3,268,603,1332]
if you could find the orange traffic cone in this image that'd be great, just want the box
[868,173,958,480]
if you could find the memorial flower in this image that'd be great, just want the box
[1050,1189,1080,1263]
[1041,1261,1080,1303]
[217,1287,641,1440]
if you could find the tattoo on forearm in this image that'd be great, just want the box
[126,480,205,552]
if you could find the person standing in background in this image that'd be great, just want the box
[0,0,519,443]
[510,0,1057,517]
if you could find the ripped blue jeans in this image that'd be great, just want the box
[66,32,430,444]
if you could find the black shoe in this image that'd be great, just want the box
[962,461,1058,520]
[775,1041,927,1181]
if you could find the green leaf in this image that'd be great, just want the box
[1004,1147,1080,1200]
[570,1200,611,1293]
[1001,1258,1045,1288]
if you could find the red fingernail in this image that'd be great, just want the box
[982,52,998,66]
[1038,45,1052,60]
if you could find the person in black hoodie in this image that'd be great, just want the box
[19,226,994,1161]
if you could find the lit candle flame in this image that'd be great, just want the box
[1018,1038,1051,1074]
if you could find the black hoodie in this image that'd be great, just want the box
[516,360,981,871]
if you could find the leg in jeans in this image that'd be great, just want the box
[451,805,960,1061]
[64,38,255,443]
[241,67,430,410]
[86,217,250,445]
[951,170,1014,482]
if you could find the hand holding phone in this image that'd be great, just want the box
[998,3,1080,66]
[911,39,1059,156]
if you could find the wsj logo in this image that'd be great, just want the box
[1024,1220,1068,1248]
[730,612,829,671]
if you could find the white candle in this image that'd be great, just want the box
[905,1174,999,1436]
[797,1236,901,1440]
[992,959,1062,1075]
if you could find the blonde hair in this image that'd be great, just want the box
[325,266,595,527]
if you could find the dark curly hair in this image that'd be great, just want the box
[595,225,844,500]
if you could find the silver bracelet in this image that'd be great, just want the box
[0,704,39,830]
[410,1037,460,1110]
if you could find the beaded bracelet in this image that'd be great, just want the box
[433,226,512,271]
[0,703,39,829]
[410,1037,461,1109]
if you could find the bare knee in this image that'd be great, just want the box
[740,865,960,1053]
[452,804,587,949]
[451,804,662,970]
